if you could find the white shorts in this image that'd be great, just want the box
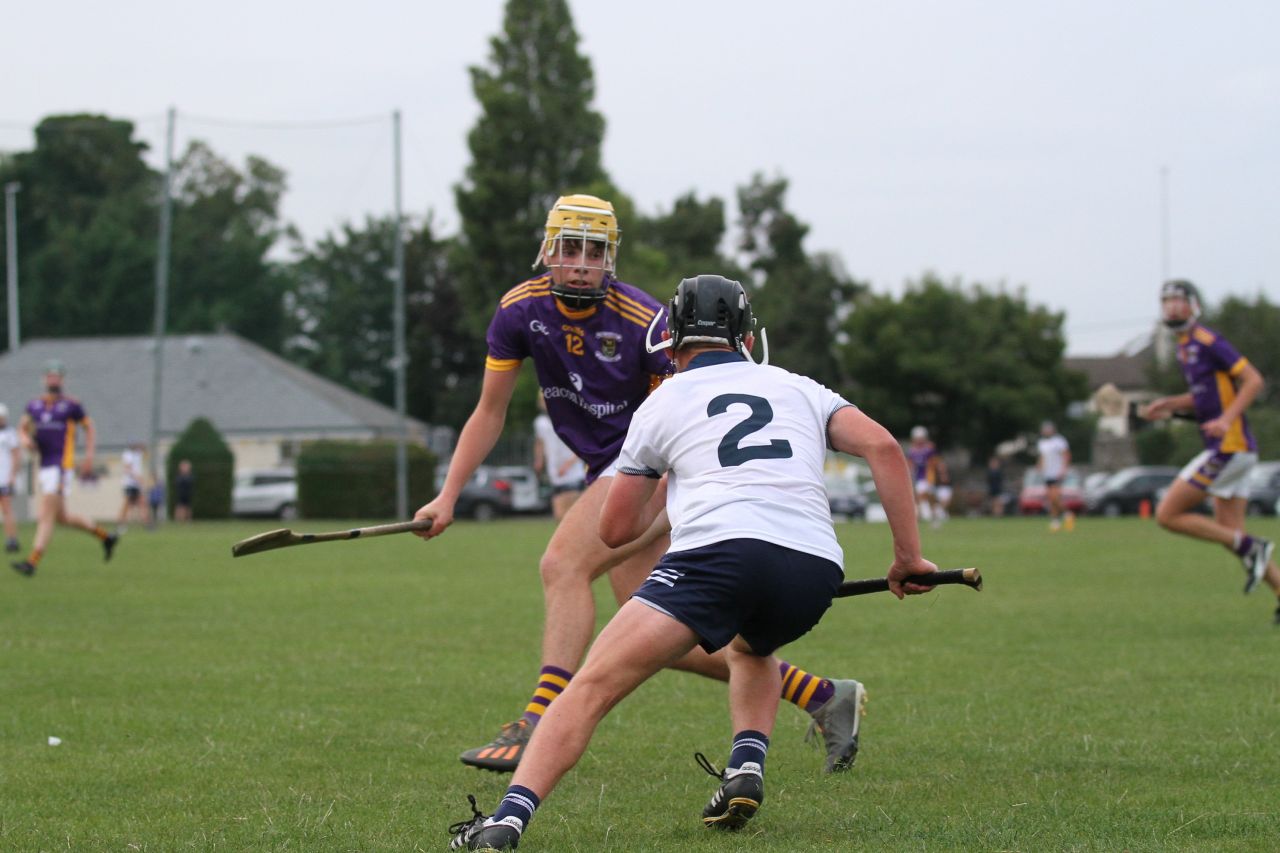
[1178,450,1256,499]
[38,465,73,497]
[915,480,934,497]
[595,457,620,480]
[936,485,953,504]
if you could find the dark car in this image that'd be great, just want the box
[1018,470,1086,516]
[825,476,868,520]
[1085,466,1179,517]
[441,465,549,521]
[1245,461,1280,516]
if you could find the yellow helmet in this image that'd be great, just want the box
[534,194,621,307]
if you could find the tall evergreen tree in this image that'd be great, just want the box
[453,0,609,339]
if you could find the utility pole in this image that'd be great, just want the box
[392,109,409,519]
[4,182,19,352]
[1154,166,1173,367]
[149,108,176,480]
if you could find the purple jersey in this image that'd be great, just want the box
[25,394,88,469]
[486,274,673,480]
[907,442,937,483]
[1177,324,1255,453]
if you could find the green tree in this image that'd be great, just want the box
[168,141,292,349]
[0,115,156,343]
[452,0,610,338]
[627,191,745,300]
[839,276,1088,461]
[284,214,464,422]
[737,174,863,386]
[166,416,233,519]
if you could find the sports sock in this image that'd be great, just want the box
[522,665,572,726]
[779,661,834,713]
[727,730,769,774]
[93,526,110,540]
[491,784,540,831]
[29,549,43,566]
[1234,533,1254,557]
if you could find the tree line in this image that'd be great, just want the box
[5,0,1273,463]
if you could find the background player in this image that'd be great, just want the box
[906,426,942,527]
[0,403,21,552]
[1036,420,1073,531]
[1140,280,1280,621]
[11,361,117,577]
[415,196,866,775]
[117,442,149,527]
[532,393,584,520]
[448,275,937,851]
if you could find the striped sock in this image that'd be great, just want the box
[779,661,834,713]
[727,730,769,774]
[491,784,540,832]
[1234,533,1254,557]
[522,665,573,726]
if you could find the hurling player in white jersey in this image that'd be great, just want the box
[449,276,938,851]
[1036,421,1073,532]
[0,404,21,553]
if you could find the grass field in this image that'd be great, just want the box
[3,516,1279,851]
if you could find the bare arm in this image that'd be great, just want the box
[828,407,937,598]
[1140,392,1194,420]
[413,366,521,537]
[81,416,97,473]
[17,414,34,453]
[598,472,664,548]
[8,445,17,486]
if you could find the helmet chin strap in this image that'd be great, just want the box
[644,310,673,354]
[741,328,768,366]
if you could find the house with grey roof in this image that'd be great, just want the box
[0,333,429,520]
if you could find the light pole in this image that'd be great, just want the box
[4,181,19,352]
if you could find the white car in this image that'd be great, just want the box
[232,469,298,519]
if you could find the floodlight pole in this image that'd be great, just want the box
[4,181,19,352]
[392,109,409,519]
[149,107,176,480]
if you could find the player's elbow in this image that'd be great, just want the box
[598,512,635,549]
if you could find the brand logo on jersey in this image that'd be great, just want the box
[594,332,621,363]
[569,372,583,391]
[529,320,550,336]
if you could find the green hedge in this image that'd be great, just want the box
[166,417,234,519]
[297,441,437,519]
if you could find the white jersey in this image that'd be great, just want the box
[1037,434,1070,479]
[617,354,852,568]
[0,427,17,483]
[121,448,144,488]
[534,413,585,487]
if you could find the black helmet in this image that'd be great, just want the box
[1160,279,1202,330]
[668,275,754,351]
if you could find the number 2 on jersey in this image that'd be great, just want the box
[707,393,793,467]
[565,332,584,355]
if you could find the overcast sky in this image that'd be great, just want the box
[4,1,1277,355]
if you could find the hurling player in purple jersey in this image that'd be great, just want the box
[11,360,118,577]
[415,195,866,774]
[1141,281,1280,621]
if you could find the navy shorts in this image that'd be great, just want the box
[632,538,843,656]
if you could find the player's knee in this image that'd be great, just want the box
[539,548,585,590]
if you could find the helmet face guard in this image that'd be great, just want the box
[534,195,620,309]
[1160,279,1202,331]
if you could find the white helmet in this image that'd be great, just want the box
[911,425,928,441]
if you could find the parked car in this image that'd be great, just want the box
[1245,461,1280,516]
[825,476,868,520]
[1084,466,1179,516]
[1018,470,1086,516]
[446,464,550,521]
[232,468,298,519]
